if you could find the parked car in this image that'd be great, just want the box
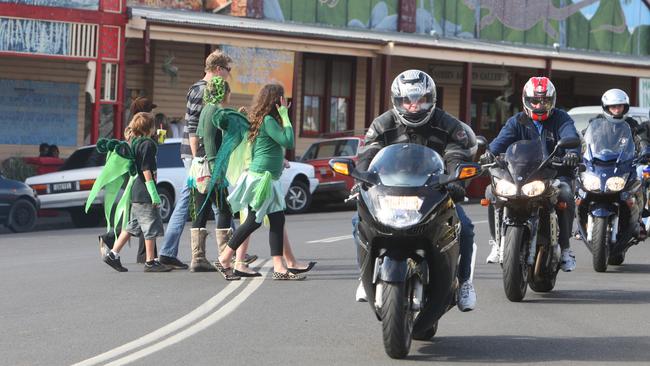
[568,106,650,134]
[25,139,318,227]
[0,174,40,232]
[300,136,364,202]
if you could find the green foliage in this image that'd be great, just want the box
[0,157,36,182]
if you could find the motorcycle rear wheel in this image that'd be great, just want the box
[381,280,414,359]
[503,226,528,302]
[591,216,609,272]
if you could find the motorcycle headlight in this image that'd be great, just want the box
[495,178,517,197]
[371,194,423,228]
[605,175,627,192]
[521,180,545,197]
[581,172,601,192]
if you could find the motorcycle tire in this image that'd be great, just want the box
[503,226,528,302]
[412,320,438,341]
[591,217,609,272]
[528,247,557,293]
[381,280,414,359]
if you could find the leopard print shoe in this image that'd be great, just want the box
[272,271,306,281]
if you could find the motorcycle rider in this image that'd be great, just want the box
[481,76,580,272]
[354,69,479,312]
[592,88,650,240]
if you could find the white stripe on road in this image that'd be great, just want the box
[72,261,270,366]
[307,221,488,244]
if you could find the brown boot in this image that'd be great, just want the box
[190,228,216,272]
[215,228,232,255]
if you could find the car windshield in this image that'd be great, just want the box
[59,147,106,171]
[505,139,544,182]
[570,112,593,134]
[368,143,444,187]
[302,139,359,161]
[584,117,635,162]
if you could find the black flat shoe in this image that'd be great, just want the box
[288,261,316,274]
[234,269,262,277]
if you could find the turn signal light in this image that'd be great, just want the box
[644,172,650,179]
[459,167,478,179]
[575,198,582,206]
[556,202,568,210]
[331,162,349,176]
[30,184,48,194]
[79,179,96,191]
[480,198,490,207]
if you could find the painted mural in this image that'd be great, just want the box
[0,79,78,146]
[267,0,650,56]
[221,45,295,97]
[0,0,98,10]
[126,0,201,11]
[0,18,69,56]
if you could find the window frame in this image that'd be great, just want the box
[300,54,356,137]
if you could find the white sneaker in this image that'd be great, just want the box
[560,248,576,272]
[457,281,476,312]
[355,282,368,302]
[486,239,500,263]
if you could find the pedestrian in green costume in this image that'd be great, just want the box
[215,84,305,280]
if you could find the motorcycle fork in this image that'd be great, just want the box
[503,207,539,266]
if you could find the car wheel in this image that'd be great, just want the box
[8,199,37,233]
[285,180,312,214]
[70,207,102,228]
[158,186,173,223]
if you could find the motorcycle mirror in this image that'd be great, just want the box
[456,163,481,180]
[557,137,581,149]
[476,136,488,148]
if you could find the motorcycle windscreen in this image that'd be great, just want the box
[504,139,544,182]
[584,118,635,162]
[368,143,444,187]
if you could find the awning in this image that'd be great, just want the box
[128,7,650,77]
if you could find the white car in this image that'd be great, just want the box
[25,138,319,227]
[568,106,650,134]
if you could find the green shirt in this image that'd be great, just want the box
[249,115,294,179]
[197,103,222,162]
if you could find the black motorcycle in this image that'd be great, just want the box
[575,118,648,271]
[330,143,479,359]
[482,136,581,302]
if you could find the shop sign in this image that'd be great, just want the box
[428,65,510,87]
[0,0,98,10]
[640,78,650,108]
[221,45,295,97]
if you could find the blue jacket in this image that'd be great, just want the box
[489,109,580,158]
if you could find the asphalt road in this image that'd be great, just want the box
[2,203,650,366]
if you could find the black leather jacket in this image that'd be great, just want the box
[358,108,477,174]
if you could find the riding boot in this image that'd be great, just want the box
[190,228,216,272]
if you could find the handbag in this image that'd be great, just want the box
[189,156,212,194]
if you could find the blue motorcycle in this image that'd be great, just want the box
[576,118,647,272]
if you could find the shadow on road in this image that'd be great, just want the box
[605,263,650,274]
[523,289,650,305]
[413,335,650,363]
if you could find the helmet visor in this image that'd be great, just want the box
[393,94,435,116]
[524,96,554,114]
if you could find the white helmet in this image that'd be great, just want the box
[601,88,630,120]
[391,70,436,128]
[522,77,556,122]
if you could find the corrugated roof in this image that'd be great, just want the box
[130,7,650,69]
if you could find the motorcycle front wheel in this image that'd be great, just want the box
[381,280,415,359]
[503,226,528,302]
[591,216,609,272]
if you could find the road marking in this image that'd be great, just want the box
[307,220,487,244]
[72,261,270,366]
[307,235,353,243]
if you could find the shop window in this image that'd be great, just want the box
[301,55,354,137]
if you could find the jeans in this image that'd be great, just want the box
[159,158,227,258]
[351,206,475,282]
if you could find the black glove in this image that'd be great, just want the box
[447,182,466,203]
[563,152,579,167]
[479,151,495,165]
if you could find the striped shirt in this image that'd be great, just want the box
[180,79,207,159]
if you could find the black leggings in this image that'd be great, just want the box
[228,207,285,256]
[192,187,232,229]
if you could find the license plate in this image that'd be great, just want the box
[51,182,75,193]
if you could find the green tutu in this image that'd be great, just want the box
[228,171,285,223]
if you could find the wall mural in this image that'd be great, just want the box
[268,0,650,56]
[221,45,295,97]
[126,0,202,11]
[0,0,98,10]
[0,18,69,56]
